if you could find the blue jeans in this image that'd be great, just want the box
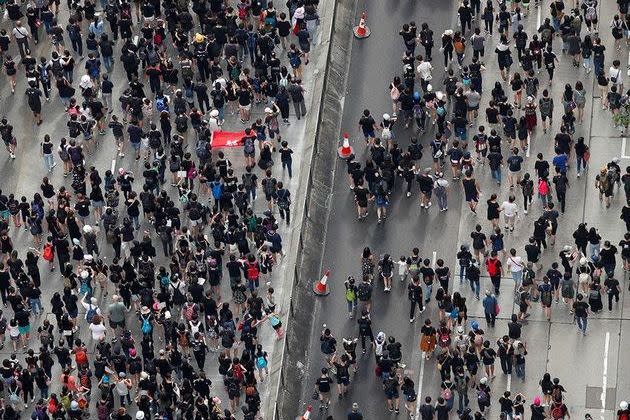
[576,316,587,333]
[282,160,293,178]
[469,278,480,298]
[29,298,42,315]
[594,57,604,76]
[515,361,525,380]
[491,168,502,183]
[604,264,615,277]
[40,386,49,399]
[423,283,433,302]
[218,106,225,122]
[511,271,523,289]
[131,215,139,229]
[576,156,585,174]
[246,186,257,202]
[539,193,548,206]
[346,299,357,314]
[102,55,113,72]
[588,243,600,261]
[459,265,467,283]
[457,391,469,413]
[43,154,55,171]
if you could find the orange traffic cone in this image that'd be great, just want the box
[299,405,313,419]
[313,270,330,296]
[338,133,354,159]
[353,12,371,39]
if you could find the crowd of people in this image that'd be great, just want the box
[314,0,630,419]
[0,0,322,417]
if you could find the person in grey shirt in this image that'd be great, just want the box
[287,79,307,120]
[107,294,127,333]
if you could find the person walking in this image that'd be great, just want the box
[482,290,498,327]
[11,21,30,60]
[573,293,589,335]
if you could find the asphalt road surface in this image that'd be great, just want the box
[299,0,630,419]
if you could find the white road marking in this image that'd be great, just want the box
[111,159,116,174]
[507,374,512,392]
[537,6,541,29]
[415,354,426,419]
[600,331,610,420]
[526,134,531,158]
[627,52,630,77]
[621,138,630,159]
[414,251,436,417]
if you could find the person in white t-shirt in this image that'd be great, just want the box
[416,55,433,92]
[89,315,107,341]
[500,195,519,231]
[506,248,525,290]
[609,60,623,93]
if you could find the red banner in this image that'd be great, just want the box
[211,130,247,148]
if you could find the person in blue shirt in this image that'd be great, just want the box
[482,291,498,327]
[552,148,568,173]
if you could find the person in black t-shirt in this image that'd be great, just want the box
[315,368,333,409]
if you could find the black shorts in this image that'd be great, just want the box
[336,376,349,385]
[109,319,126,329]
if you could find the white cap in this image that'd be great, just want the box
[82,225,93,233]
[210,109,219,117]
[164,311,171,320]
[73,238,81,246]
[264,107,273,114]
[426,84,433,92]
[136,411,145,419]
[621,401,629,410]
[80,270,89,279]
[479,377,488,385]
[383,113,390,121]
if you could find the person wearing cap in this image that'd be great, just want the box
[477,376,491,413]
[348,402,364,420]
[433,172,450,211]
[381,113,396,149]
[482,290,498,327]
[114,372,132,406]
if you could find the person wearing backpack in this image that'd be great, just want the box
[319,327,337,362]
[537,276,554,321]
[261,169,277,211]
[344,276,358,318]
[81,296,101,323]
[273,182,291,225]
[243,254,261,291]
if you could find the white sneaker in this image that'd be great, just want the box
[406,192,411,197]
[426,202,432,208]
[410,318,414,323]
[524,209,528,214]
